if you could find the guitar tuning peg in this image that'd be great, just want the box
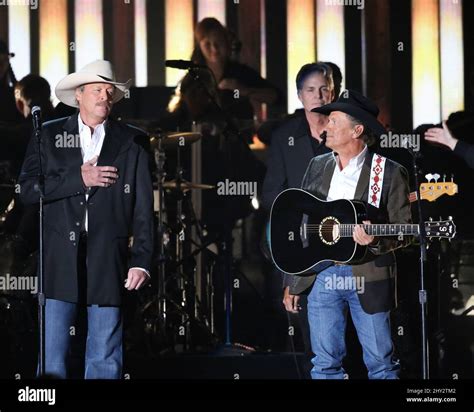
[443,174,446,182]
[429,217,433,221]
[448,216,453,220]
[425,173,433,182]
[451,173,454,182]
[433,173,440,183]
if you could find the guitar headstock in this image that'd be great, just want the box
[424,217,456,239]
[420,174,458,202]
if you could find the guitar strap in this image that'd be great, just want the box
[368,153,387,208]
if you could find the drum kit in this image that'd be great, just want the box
[137,125,223,354]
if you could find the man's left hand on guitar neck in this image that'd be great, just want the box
[353,220,379,247]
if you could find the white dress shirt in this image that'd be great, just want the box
[78,116,150,278]
[327,145,367,201]
[78,115,106,232]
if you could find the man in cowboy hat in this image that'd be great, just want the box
[288,89,412,379]
[19,60,153,379]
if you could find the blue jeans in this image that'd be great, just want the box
[307,265,399,379]
[43,298,123,379]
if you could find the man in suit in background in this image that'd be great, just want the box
[19,60,154,379]
[261,62,337,356]
[262,62,337,212]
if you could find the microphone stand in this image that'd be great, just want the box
[33,112,46,377]
[408,147,430,379]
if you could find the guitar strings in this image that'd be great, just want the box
[304,224,419,235]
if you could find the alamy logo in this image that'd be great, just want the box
[55,132,81,148]
[0,274,37,294]
[380,131,420,152]
[325,0,364,10]
[324,274,365,294]
[0,0,38,9]
[216,179,257,198]
[18,386,56,406]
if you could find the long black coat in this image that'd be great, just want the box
[19,114,154,306]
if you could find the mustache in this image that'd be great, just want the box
[96,102,111,107]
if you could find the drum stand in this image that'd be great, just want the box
[148,133,211,353]
[142,127,226,353]
[174,143,193,350]
[153,136,168,337]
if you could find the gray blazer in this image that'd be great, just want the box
[288,150,412,314]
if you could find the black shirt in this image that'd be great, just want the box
[309,134,327,157]
[303,117,329,157]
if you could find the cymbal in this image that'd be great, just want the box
[121,119,202,147]
[150,132,202,149]
[161,179,214,191]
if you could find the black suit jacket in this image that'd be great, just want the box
[19,114,154,306]
[262,115,330,211]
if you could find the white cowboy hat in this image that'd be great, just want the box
[55,59,131,108]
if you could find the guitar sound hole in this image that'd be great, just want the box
[319,217,340,245]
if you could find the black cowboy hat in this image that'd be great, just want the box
[312,89,386,138]
[0,40,14,57]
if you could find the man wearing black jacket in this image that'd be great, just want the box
[19,60,153,379]
[261,62,337,354]
[262,62,336,212]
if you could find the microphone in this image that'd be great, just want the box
[165,60,206,70]
[31,106,42,132]
[320,131,327,143]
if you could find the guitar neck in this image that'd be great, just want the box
[340,224,419,237]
